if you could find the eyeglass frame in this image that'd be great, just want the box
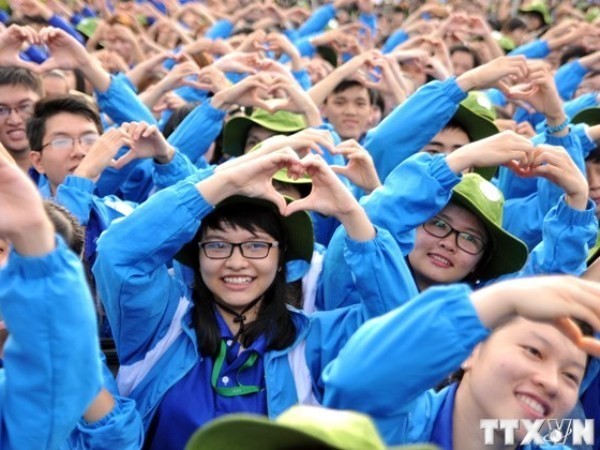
[422,217,487,255]
[40,133,100,152]
[0,102,35,118]
[198,241,280,259]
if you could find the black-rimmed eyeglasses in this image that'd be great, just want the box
[199,241,280,259]
[422,217,487,255]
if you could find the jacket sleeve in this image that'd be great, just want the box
[0,238,102,450]
[362,152,460,253]
[92,180,214,365]
[508,39,550,59]
[297,4,336,38]
[152,151,199,191]
[382,28,409,54]
[94,74,157,126]
[321,284,488,417]
[364,77,467,181]
[317,153,459,311]
[497,197,598,282]
[167,101,226,164]
[55,175,136,227]
[554,60,588,101]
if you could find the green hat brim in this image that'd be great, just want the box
[223,114,306,157]
[185,414,436,450]
[587,236,600,266]
[519,6,552,25]
[452,105,500,180]
[316,45,339,68]
[76,18,100,38]
[451,190,528,280]
[572,108,600,126]
[174,196,314,270]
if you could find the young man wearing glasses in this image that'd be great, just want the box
[27,95,193,246]
[0,67,43,175]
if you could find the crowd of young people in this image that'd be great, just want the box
[2,0,600,448]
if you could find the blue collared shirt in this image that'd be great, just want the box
[146,310,268,449]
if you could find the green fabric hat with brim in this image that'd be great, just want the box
[185,405,439,450]
[497,35,516,52]
[519,1,552,25]
[316,44,339,68]
[452,92,500,180]
[572,107,600,126]
[174,195,314,270]
[587,234,600,266]
[451,173,529,280]
[223,104,307,157]
[586,7,600,23]
[76,18,100,38]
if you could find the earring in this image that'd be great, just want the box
[461,363,470,371]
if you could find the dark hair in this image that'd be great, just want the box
[450,45,481,69]
[369,88,385,115]
[504,17,527,32]
[560,46,589,67]
[191,203,297,359]
[162,102,199,139]
[43,200,85,255]
[442,118,469,136]
[0,67,43,98]
[586,148,600,163]
[437,319,595,391]
[26,95,103,152]
[326,79,371,105]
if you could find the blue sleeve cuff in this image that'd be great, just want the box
[62,175,96,193]
[443,76,469,103]
[433,154,462,189]
[555,195,596,226]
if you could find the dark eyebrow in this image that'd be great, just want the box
[530,330,586,372]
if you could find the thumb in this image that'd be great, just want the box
[111,148,136,170]
[284,197,310,216]
[330,165,348,175]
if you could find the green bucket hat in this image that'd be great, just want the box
[223,105,307,157]
[451,173,529,280]
[572,107,600,126]
[519,1,552,25]
[497,35,516,52]
[185,405,439,450]
[175,196,314,270]
[587,234,600,266]
[452,92,500,180]
[76,18,100,39]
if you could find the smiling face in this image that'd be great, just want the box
[408,203,488,291]
[0,84,39,156]
[322,83,371,140]
[199,223,281,314]
[29,112,100,195]
[458,318,587,442]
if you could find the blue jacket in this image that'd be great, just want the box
[62,360,144,450]
[364,76,467,182]
[322,284,572,450]
[319,152,597,311]
[0,239,102,449]
[92,178,407,434]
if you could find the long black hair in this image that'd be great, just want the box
[191,203,297,359]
